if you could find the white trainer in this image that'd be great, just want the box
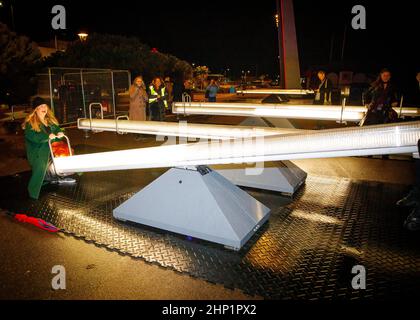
[57,177,77,184]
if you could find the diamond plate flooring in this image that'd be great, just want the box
[1,144,419,300]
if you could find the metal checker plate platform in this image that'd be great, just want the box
[1,144,420,300]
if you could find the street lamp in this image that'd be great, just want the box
[77,32,88,41]
[274,13,279,28]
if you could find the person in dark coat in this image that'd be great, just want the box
[172,76,185,103]
[360,68,399,126]
[403,71,420,107]
[22,97,75,199]
[313,70,333,105]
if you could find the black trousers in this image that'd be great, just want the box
[362,110,388,125]
[150,103,165,121]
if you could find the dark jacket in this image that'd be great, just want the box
[172,81,185,102]
[403,81,420,107]
[363,81,399,110]
[313,78,333,105]
[361,81,399,125]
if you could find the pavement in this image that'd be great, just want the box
[0,214,256,300]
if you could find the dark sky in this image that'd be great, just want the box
[2,0,418,80]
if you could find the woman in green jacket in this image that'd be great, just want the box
[22,97,75,199]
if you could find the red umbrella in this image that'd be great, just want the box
[1,209,60,232]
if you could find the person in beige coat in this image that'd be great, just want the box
[129,76,148,140]
[129,76,148,120]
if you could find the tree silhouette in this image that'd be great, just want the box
[0,23,41,105]
[44,33,192,84]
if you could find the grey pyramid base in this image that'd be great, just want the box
[213,161,307,195]
[113,166,270,250]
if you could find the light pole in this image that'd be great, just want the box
[225,68,230,79]
[0,1,15,30]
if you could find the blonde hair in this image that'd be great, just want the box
[22,105,59,132]
[133,76,143,84]
[129,76,145,95]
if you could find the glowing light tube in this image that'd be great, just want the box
[173,104,365,121]
[173,102,420,118]
[77,118,307,140]
[55,121,420,174]
[236,89,314,95]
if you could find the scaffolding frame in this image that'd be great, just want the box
[36,67,131,125]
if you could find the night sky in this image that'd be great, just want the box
[2,0,418,81]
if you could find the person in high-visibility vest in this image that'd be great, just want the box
[148,77,168,121]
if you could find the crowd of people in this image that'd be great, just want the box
[128,75,219,128]
[312,68,420,126]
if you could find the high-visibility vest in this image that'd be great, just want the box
[149,86,168,109]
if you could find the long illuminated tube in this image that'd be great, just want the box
[236,89,314,95]
[55,121,420,174]
[173,104,365,121]
[77,118,307,140]
[173,102,420,117]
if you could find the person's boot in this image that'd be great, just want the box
[396,187,420,207]
[404,206,420,231]
[58,177,76,184]
[51,176,76,185]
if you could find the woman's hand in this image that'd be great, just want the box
[56,132,65,138]
[49,133,57,140]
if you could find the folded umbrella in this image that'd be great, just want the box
[1,209,60,232]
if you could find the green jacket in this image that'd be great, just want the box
[24,123,63,199]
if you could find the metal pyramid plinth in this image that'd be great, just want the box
[113,166,270,250]
[213,160,307,195]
